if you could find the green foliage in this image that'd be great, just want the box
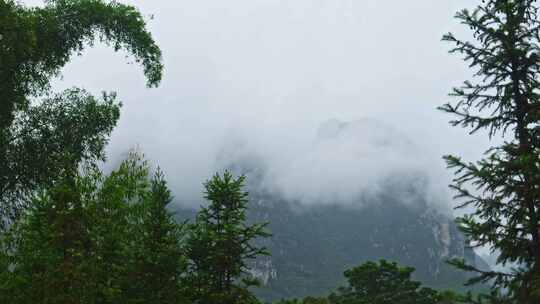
[123,168,188,304]
[0,0,162,125]
[328,260,441,304]
[88,152,151,303]
[0,157,273,304]
[184,170,270,304]
[0,88,120,228]
[441,1,540,302]
[0,171,102,303]
[450,290,512,304]
[0,152,188,303]
[0,0,163,226]
[274,296,330,304]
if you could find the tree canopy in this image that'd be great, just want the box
[328,260,441,304]
[0,152,189,304]
[0,0,163,225]
[0,89,120,228]
[0,0,162,128]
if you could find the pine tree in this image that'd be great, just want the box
[185,171,270,304]
[440,1,540,302]
[0,172,95,303]
[123,169,188,304]
[0,152,189,304]
[89,152,151,303]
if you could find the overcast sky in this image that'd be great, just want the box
[24,0,492,212]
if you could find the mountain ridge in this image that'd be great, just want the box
[174,176,487,302]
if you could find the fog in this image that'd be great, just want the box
[24,0,492,213]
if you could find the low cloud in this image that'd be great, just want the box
[29,0,491,214]
[213,118,454,214]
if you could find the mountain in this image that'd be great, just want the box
[175,175,488,302]
[173,118,488,302]
[245,183,486,302]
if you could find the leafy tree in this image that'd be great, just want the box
[440,0,540,302]
[185,171,270,304]
[0,0,162,130]
[302,297,330,304]
[274,297,330,304]
[0,0,162,225]
[328,260,441,304]
[450,290,512,304]
[0,88,120,228]
[274,300,302,304]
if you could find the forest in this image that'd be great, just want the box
[2,0,540,303]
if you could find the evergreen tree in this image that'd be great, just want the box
[123,169,188,304]
[328,260,441,304]
[89,152,151,303]
[440,1,540,302]
[0,171,96,303]
[185,171,270,304]
[0,152,189,303]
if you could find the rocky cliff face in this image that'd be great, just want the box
[244,186,485,302]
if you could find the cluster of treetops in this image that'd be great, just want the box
[2,0,540,303]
